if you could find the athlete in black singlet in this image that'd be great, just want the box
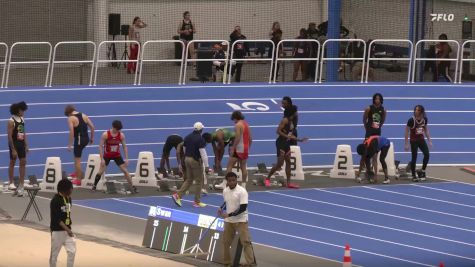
[7,101,28,196]
[363,93,386,138]
[65,105,95,185]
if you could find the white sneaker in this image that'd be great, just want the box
[16,186,24,197]
[214,181,226,190]
[382,178,390,184]
[8,183,17,190]
[201,188,208,195]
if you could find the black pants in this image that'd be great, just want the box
[232,63,243,82]
[410,139,430,175]
[365,145,390,174]
[432,62,452,82]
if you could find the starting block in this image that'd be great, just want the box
[253,176,285,187]
[83,154,105,191]
[105,180,133,194]
[330,145,355,179]
[157,178,182,192]
[279,146,305,180]
[257,163,268,174]
[40,157,62,192]
[133,151,158,187]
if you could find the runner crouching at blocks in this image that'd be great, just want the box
[357,135,391,184]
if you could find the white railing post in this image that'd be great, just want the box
[365,39,414,83]
[94,40,140,86]
[50,41,96,87]
[182,40,229,85]
[0,43,8,88]
[458,40,475,84]
[412,39,460,83]
[138,40,185,85]
[5,42,52,88]
[319,39,366,83]
[227,40,275,84]
[275,39,320,83]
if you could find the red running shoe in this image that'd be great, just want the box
[264,179,271,187]
[287,183,300,189]
[72,179,82,186]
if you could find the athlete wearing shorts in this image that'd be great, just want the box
[363,93,386,138]
[65,105,95,184]
[159,134,184,177]
[216,111,252,190]
[93,120,137,193]
[7,101,29,196]
[206,128,235,172]
[357,135,391,184]
[265,109,299,189]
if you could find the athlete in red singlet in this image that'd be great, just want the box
[216,111,252,190]
[92,120,137,193]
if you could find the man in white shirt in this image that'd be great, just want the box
[218,172,255,266]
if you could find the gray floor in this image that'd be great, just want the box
[1,166,473,267]
[1,61,447,88]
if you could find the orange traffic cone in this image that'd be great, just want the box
[439,263,444,267]
[343,244,352,267]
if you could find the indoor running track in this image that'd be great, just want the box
[2,83,475,177]
[75,181,475,267]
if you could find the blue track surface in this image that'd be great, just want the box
[1,83,475,177]
[74,181,475,267]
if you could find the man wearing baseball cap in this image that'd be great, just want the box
[172,122,210,207]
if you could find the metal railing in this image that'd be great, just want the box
[458,40,475,84]
[5,42,52,88]
[138,40,185,85]
[182,40,230,85]
[274,39,320,83]
[0,43,8,88]
[319,39,366,83]
[227,40,274,84]
[50,41,96,87]
[366,39,414,83]
[94,40,140,86]
[412,39,460,83]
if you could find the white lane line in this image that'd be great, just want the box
[114,198,439,266]
[268,191,475,233]
[2,123,475,137]
[249,199,475,247]
[410,184,475,197]
[365,186,475,208]
[313,188,475,220]
[5,109,475,122]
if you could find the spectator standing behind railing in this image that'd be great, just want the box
[268,22,282,58]
[293,28,310,81]
[212,43,226,82]
[307,22,319,80]
[230,26,248,82]
[433,33,453,82]
[270,29,283,81]
[178,11,197,69]
[127,17,147,74]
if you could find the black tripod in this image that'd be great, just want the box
[120,35,129,69]
[107,35,118,68]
